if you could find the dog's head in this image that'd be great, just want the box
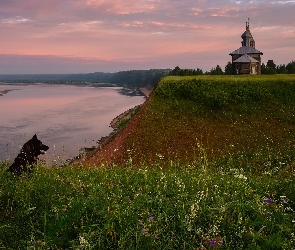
[26,134,50,156]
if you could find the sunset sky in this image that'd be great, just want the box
[0,0,294,74]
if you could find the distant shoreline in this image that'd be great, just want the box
[0,90,13,97]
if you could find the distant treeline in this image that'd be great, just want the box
[261,60,295,75]
[169,65,226,76]
[0,69,171,89]
[0,72,114,84]
[109,69,170,88]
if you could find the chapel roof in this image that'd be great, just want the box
[229,46,263,55]
[233,54,259,63]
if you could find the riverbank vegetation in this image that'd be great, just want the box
[1,74,295,249]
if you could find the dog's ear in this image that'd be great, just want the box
[32,134,37,140]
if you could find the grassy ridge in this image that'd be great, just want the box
[104,75,295,166]
[1,75,295,249]
[155,75,295,110]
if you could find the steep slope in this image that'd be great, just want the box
[84,75,295,167]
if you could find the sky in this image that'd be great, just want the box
[0,0,294,74]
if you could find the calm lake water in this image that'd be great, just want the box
[0,84,145,164]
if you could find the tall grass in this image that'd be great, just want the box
[0,151,294,249]
[155,75,295,111]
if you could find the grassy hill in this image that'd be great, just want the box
[87,75,295,167]
[1,75,295,249]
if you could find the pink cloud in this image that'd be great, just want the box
[0,0,294,73]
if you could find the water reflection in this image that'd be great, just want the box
[0,84,145,164]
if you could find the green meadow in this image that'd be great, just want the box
[1,75,295,249]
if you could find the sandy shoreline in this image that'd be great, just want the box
[78,104,142,162]
[110,105,141,130]
[139,85,153,97]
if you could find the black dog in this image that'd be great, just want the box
[7,134,49,176]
